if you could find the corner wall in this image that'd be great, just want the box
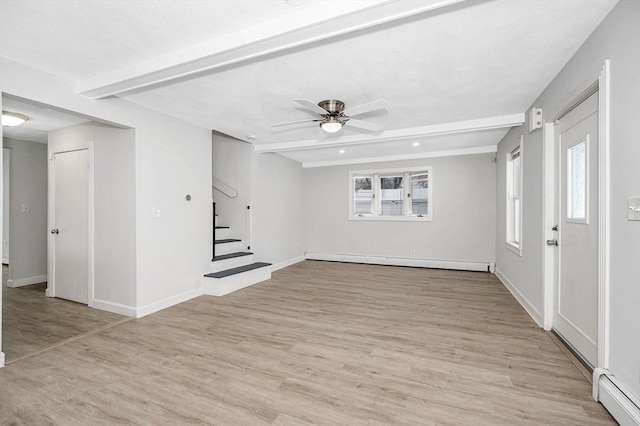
[252,153,305,269]
[2,137,48,288]
[48,123,137,310]
[495,0,640,409]
[1,57,213,320]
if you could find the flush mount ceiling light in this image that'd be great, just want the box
[2,111,29,127]
[320,116,344,134]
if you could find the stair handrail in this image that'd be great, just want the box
[213,177,237,198]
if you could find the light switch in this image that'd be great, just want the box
[21,204,30,213]
[628,196,640,221]
[152,207,161,218]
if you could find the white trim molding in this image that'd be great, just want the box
[257,114,523,154]
[271,255,305,272]
[135,286,204,319]
[594,370,640,425]
[305,252,494,273]
[6,275,47,288]
[91,299,137,317]
[0,351,5,368]
[495,267,543,327]
[77,0,466,100]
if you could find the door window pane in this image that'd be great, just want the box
[568,142,586,220]
[380,176,403,215]
[353,176,373,215]
[411,172,428,215]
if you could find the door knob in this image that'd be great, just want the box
[50,229,59,234]
[546,239,558,246]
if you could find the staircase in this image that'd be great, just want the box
[203,214,271,296]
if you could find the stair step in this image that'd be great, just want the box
[214,238,241,244]
[205,262,271,279]
[213,251,253,262]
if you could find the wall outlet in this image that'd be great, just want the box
[410,249,416,257]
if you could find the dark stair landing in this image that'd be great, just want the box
[214,238,241,244]
[212,251,253,262]
[204,262,271,279]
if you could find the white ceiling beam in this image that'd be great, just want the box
[254,113,524,153]
[76,0,466,99]
[301,145,497,168]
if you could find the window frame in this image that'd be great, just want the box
[348,166,433,222]
[506,137,523,256]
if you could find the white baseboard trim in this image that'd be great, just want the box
[135,286,204,319]
[6,275,47,288]
[92,299,138,317]
[494,267,543,327]
[598,375,640,425]
[305,252,493,273]
[271,255,305,272]
[0,351,5,368]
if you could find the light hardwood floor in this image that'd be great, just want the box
[0,261,614,425]
[2,265,125,363]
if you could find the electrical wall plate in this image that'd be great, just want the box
[628,196,640,221]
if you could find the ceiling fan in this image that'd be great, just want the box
[271,99,389,134]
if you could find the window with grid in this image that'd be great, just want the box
[349,167,432,221]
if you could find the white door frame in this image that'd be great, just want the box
[542,61,610,369]
[46,141,95,307]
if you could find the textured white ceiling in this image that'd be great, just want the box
[2,96,90,143]
[0,0,617,164]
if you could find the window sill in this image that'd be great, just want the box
[505,241,522,257]
[349,215,432,222]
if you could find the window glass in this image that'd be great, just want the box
[353,176,374,215]
[411,172,428,215]
[568,141,586,220]
[380,176,404,215]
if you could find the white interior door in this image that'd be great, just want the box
[52,149,89,304]
[554,91,599,366]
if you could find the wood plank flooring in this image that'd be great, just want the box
[0,261,614,425]
[2,265,125,363]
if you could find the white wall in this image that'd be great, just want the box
[48,123,137,308]
[212,134,252,248]
[252,152,305,268]
[304,154,496,266]
[212,135,306,268]
[495,0,640,405]
[2,148,10,263]
[2,137,48,287]
[1,58,212,320]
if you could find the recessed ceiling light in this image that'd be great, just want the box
[247,134,257,140]
[2,111,29,127]
[412,142,420,147]
[338,149,345,154]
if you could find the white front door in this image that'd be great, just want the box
[52,149,89,304]
[554,91,599,366]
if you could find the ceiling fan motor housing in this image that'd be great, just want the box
[318,99,345,116]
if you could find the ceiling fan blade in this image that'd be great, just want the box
[294,99,328,116]
[346,118,384,132]
[343,99,390,117]
[270,118,319,127]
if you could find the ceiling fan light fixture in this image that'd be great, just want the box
[320,117,343,133]
[2,111,29,127]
